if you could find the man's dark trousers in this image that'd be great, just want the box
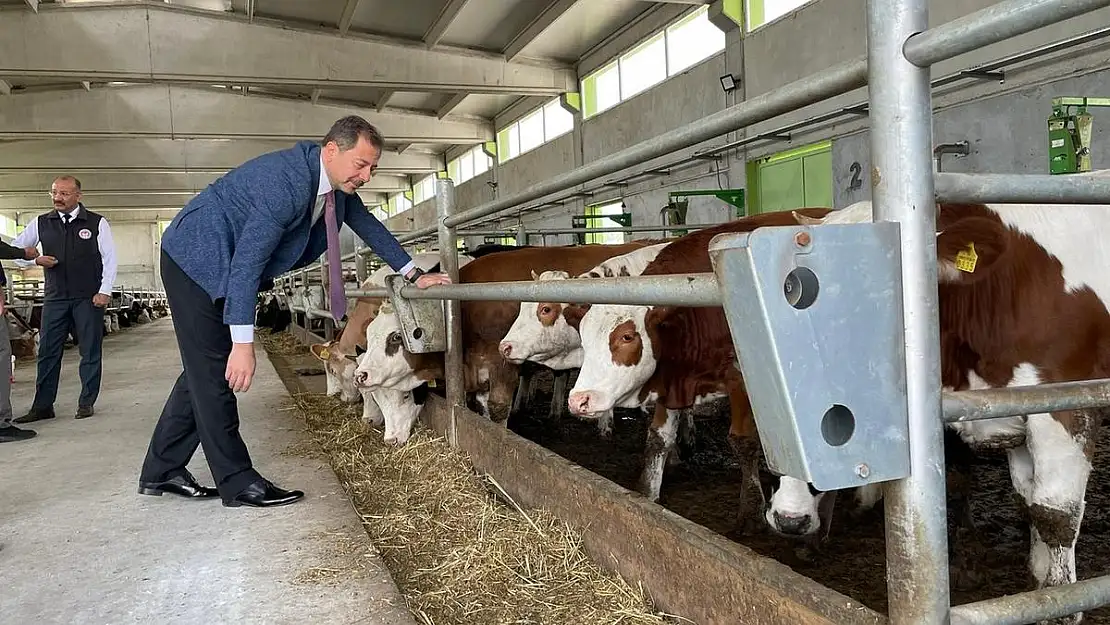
[139,250,262,499]
[32,298,104,412]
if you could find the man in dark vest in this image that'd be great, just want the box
[12,175,118,424]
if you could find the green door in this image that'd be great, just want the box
[747,140,833,215]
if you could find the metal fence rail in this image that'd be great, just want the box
[265,0,1110,623]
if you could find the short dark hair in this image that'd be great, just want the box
[53,175,82,190]
[323,116,385,152]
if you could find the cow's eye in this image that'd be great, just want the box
[388,332,401,344]
[541,306,552,315]
[621,333,635,343]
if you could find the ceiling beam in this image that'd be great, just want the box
[0,80,10,96]
[310,88,322,104]
[24,0,38,12]
[377,90,396,112]
[337,0,361,35]
[1,4,575,96]
[0,85,494,144]
[423,0,472,48]
[0,138,443,176]
[502,0,581,62]
[436,93,469,119]
[0,173,410,196]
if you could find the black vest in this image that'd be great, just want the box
[38,206,104,301]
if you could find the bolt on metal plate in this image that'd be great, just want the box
[708,222,911,491]
[385,274,447,354]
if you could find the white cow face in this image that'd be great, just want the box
[353,311,424,392]
[765,476,826,537]
[498,270,584,371]
[565,304,658,416]
[310,341,363,403]
[372,386,427,446]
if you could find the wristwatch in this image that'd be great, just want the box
[406,267,425,284]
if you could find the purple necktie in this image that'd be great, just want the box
[323,191,346,320]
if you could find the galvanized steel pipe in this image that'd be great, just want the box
[950,573,1110,625]
[936,172,1110,204]
[904,0,1110,68]
[944,378,1110,422]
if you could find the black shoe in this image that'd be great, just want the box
[138,472,219,499]
[222,479,304,508]
[0,425,37,442]
[13,409,54,424]
[75,406,94,420]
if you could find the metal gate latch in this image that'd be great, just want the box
[385,274,447,354]
[708,221,910,491]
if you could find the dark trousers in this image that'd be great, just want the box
[139,250,261,498]
[33,297,104,411]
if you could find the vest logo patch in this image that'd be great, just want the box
[78,228,92,240]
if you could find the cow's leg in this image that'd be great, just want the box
[725,386,764,535]
[1023,410,1096,625]
[636,403,680,502]
[486,364,518,427]
[549,370,570,424]
[596,408,614,439]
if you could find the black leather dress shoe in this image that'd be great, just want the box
[138,473,219,499]
[223,480,305,508]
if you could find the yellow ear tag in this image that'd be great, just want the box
[318,348,330,360]
[428,380,438,388]
[954,242,978,273]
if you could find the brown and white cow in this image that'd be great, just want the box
[352,242,657,444]
[497,242,672,437]
[563,209,833,526]
[570,194,1110,621]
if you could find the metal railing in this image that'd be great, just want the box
[267,1,1110,622]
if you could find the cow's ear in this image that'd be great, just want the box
[562,303,591,330]
[309,341,333,361]
[644,306,675,332]
[935,211,1009,284]
[530,269,540,280]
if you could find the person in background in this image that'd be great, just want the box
[137,116,451,508]
[11,175,118,425]
[0,240,45,443]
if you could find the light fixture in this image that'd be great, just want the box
[719,73,737,92]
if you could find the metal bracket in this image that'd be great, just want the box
[384,274,446,354]
[707,222,910,491]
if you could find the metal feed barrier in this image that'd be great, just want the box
[269,0,1110,622]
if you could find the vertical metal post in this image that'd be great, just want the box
[436,178,465,447]
[355,246,368,285]
[867,0,951,623]
[515,223,527,246]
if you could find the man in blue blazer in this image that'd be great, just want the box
[138,116,450,508]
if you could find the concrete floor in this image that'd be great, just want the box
[0,318,415,625]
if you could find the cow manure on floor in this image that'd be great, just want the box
[261,330,677,625]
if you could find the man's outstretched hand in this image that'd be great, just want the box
[414,273,453,288]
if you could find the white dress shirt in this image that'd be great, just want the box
[11,205,118,297]
[229,155,415,344]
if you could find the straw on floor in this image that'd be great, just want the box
[261,330,678,625]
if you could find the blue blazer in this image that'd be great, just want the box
[161,140,412,327]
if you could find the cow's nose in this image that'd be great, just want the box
[383,436,399,446]
[499,341,513,359]
[354,371,369,387]
[772,511,813,536]
[568,391,594,416]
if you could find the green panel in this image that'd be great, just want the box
[496,128,512,164]
[757,158,805,214]
[747,0,764,30]
[481,140,497,160]
[582,73,599,119]
[560,92,581,113]
[802,150,833,208]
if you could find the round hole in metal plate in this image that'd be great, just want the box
[821,404,855,447]
[413,327,424,340]
[783,266,820,310]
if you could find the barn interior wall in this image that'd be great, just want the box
[376,0,1110,247]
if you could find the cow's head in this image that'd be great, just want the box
[792,201,1010,285]
[370,384,430,446]
[309,340,365,402]
[353,304,432,392]
[763,475,831,537]
[498,270,584,371]
[564,303,664,416]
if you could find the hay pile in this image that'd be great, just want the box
[270,346,677,624]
